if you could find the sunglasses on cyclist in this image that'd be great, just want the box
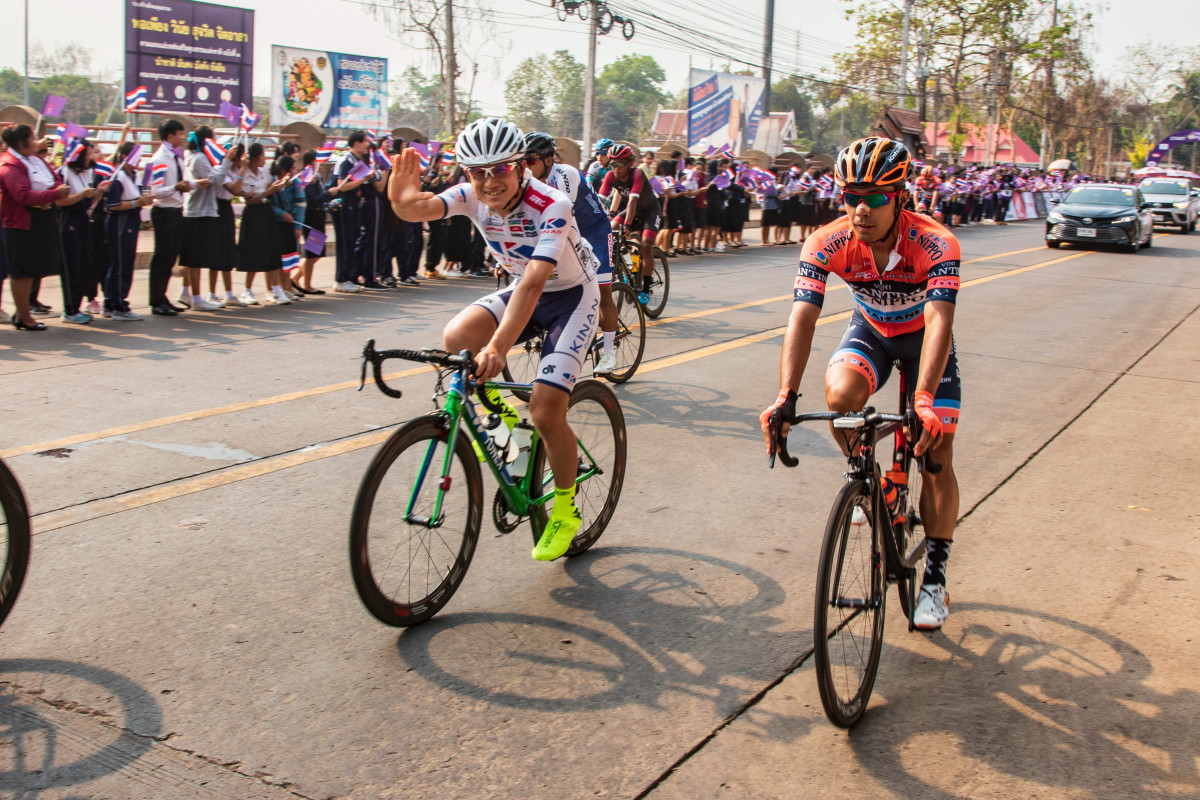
[467,161,520,180]
[843,190,902,208]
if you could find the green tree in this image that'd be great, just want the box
[504,55,551,133]
[391,66,445,133]
[771,77,814,148]
[594,54,669,142]
[547,50,584,138]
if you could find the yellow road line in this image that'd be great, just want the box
[28,247,1094,533]
[0,243,1072,461]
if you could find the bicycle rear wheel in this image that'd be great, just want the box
[528,380,626,556]
[349,415,483,627]
[0,459,32,629]
[813,479,885,728]
[642,251,670,319]
[502,332,543,403]
[600,282,646,383]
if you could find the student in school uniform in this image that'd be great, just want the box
[296,149,340,294]
[235,143,288,304]
[149,120,197,315]
[56,139,110,323]
[102,141,155,321]
[267,153,305,303]
[208,143,245,306]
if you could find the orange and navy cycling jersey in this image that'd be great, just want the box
[794,210,961,337]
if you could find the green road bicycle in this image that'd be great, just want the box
[767,365,936,727]
[0,457,32,629]
[350,340,627,627]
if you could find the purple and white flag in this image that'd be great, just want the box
[41,95,67,117]
[304,229,327,255]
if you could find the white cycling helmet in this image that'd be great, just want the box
[455,117,525,167]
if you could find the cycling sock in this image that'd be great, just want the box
[923,538,952,586]
[482,386,519,429]
[552,484,577,513]
[642,275,652,293]
[602,331,615,355]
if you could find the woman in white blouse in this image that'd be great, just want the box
[56,141,110,323]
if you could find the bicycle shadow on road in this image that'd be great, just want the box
[393,546,815,739]
[0,658,162,799]
[841,603,1200,798]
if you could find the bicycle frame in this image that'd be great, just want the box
[359,343,602,527]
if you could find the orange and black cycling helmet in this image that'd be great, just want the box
[834,137,912,189]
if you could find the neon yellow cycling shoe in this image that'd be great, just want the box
[532,503,581,561]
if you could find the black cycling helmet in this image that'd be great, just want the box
[524,131,556,159]
[834,137,912,189]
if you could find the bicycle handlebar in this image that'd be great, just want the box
[358,339,477,399]
[768,408,941,474]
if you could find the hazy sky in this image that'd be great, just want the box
[3,0,1198,117]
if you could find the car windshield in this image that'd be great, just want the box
[1140,181,1187,195]
[1065,187,1135,206]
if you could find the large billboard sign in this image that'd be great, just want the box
[124,0,254,115]
[687,69,766,154]
[270,46,388,131]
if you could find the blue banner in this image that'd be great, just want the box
[686,69,766,154]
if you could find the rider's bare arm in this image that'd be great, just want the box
[388,149,449,223]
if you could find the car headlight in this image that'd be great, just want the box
[1174,201,1190,208]
[1114,215,1136,224]
[1047,211,1066,223]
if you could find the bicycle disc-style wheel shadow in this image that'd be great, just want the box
[813,480,885,728]
[350,415,484,627]
[528,380,627,557]
[0,458,32,630]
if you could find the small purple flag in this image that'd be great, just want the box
[714,174,731,190]
[304,229,327,255]
[218,99,240,126]
[295,165,315,185]
[349,160,372,181]
[125,143,144,170]
[41,95,67,117]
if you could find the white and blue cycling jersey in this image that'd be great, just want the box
[546,163,613,283]
[435,175,597,292]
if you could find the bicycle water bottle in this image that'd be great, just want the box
[883,470,906,522]
[507,423,534,478]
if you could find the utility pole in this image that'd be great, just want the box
[762,0,775,117]
[917,27,929,121]
[444,0,457,135]
[24,0,30,105]
[898,0,914,107]
[582,0,598,167]
[931,74,940,163]
[984,51,998,167]
[1040,0,1058,169]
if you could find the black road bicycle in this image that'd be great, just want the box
[612,227,670,319]
[767,364,939,727]
[0,457,32,629]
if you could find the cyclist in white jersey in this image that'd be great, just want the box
[523,132,620,375]
[389,117,599,561]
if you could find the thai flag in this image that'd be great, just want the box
[93,159,116,179]
[281,252,300,272]
[315,147,336,164]
[373,149,392,171]
[410,142,431,169]
[440,149,455,165]
[718,144,736,159]
[818,175,834,192]
[955,178,971,192]
[365,129,377,142]
[203,138,226,166]
[151,162,170,186]
[125,86,148,112]
[63,138,87,164]
[239,104,261,132]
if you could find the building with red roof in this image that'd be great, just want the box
[924,122,1040,166]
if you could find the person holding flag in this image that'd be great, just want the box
[147,120,205,317]
[55,138,109,323]
[101,141,155,321]
[354,142,393,290]
[180,126,238,311]
[329,131,373,293]
[267,153,306,303]
[295,148,343,295]
[235,143,290,305]
[207,143,247,307]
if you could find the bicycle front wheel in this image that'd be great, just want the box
[602,282,646,383]
[528,380,626,556]
[643,252,670,319]
[0,459,32,629]
[501,333,542,403]
[813,479,885,728]
[349,415,483,627]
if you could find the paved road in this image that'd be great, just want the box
[1,222,1198,799]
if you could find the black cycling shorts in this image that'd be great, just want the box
[827,310,961,433]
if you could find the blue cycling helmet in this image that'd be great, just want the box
[595,138,615,155]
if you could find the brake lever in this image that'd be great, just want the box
[358,339,375,392]
[767,410,798,469]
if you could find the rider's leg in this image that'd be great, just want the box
[825,366,872,455]
[920,433,958,542]
[442,303,498,355]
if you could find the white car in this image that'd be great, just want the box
[1138,178,1198,233]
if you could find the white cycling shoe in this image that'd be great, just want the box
[913,583,949,630]
[594,352,617,374]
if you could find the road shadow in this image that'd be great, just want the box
[0,658,162,798]
[394,546,815,740]
[842,603,1200,798]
